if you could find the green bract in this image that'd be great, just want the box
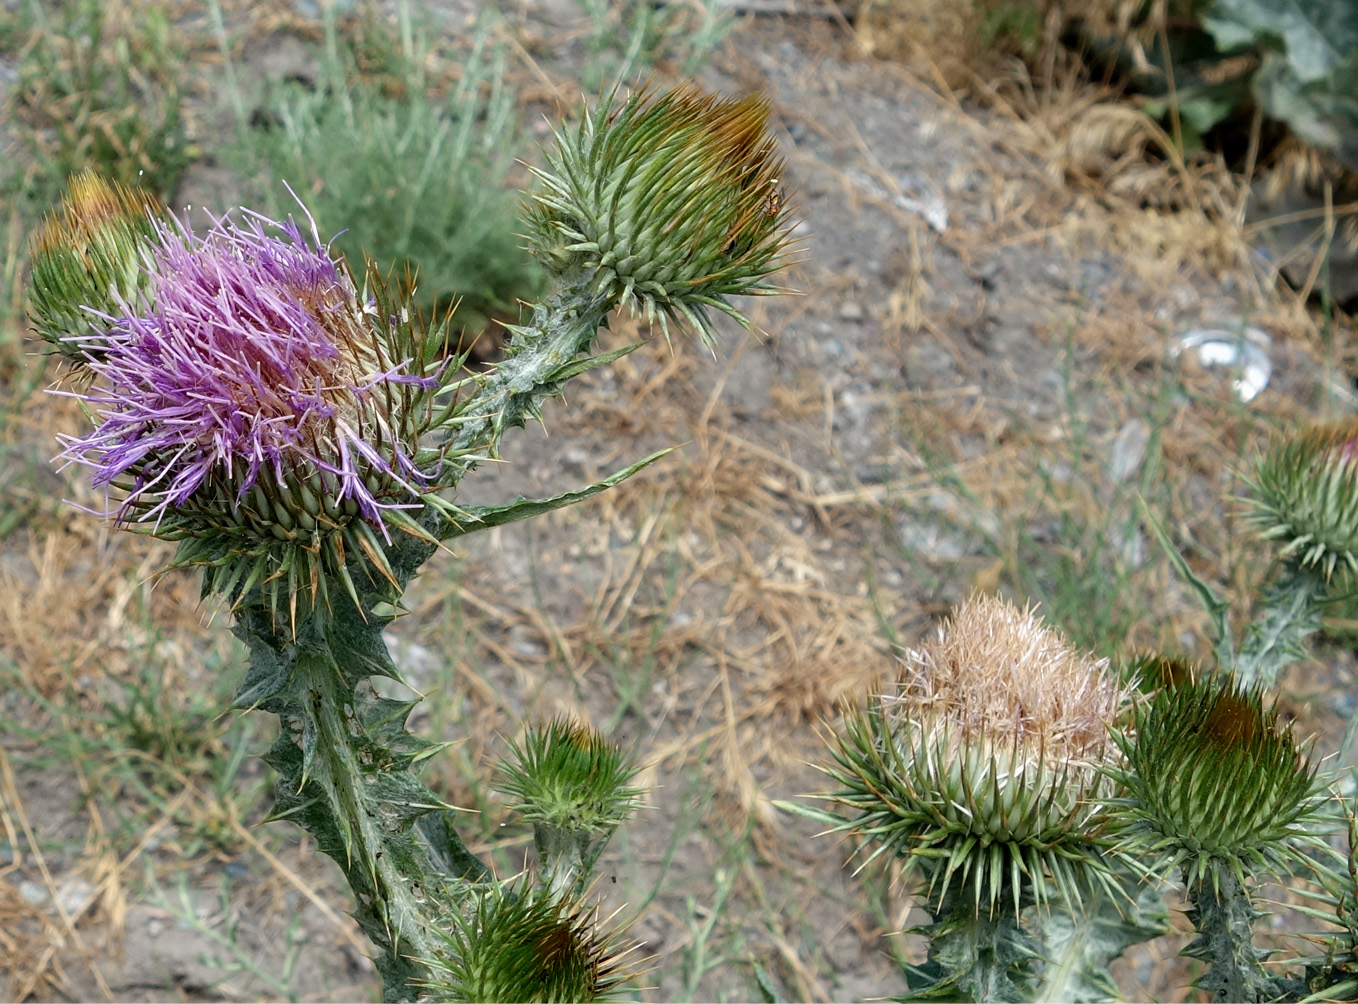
[496,717,643,897]
[1251,421,1358,579]
[423,881,632,1003]
[28,171,165,358]
[497,716,643,832]
[1108,671,1329,889]
[526,83,792,343]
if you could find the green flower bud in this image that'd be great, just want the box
[1108,669,1329,889]
[28,170,166,360]
[496,717,643,897]
[821,594,1124,916]
[423,881,633,1003]
[527,83,792,344]
[1250,421,1358,580]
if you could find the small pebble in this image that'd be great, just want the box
[508,624,546,658]
[838,301,864,321]
[56,877,97,917]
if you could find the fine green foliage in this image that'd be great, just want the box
[228,20,541,339]
[0,641,264,862]
[8,0,190,203]
[573,0,734,91]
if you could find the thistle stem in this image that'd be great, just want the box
[234,599,487,1001]
[391,270,614,578]
[534,823,609,901]
[1183,860,1276,1003]
[1233,565,1324,688]
[913,889,1037,1003]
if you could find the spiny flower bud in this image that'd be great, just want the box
[423,881,633,1003]
[1251,420,1358,579]
[496,717,642,896]
[28,171,166,359]
[822,593,1124,915]
[527,83,792,344]
[1108,669,1328,889]
[53,203,475,621]
[497,717,643,831]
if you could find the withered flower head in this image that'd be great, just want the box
[823,593,1124,916]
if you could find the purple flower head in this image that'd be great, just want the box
[55,204,455,615]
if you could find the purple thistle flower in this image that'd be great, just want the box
[52,203,462,618]
[58,209,435,537]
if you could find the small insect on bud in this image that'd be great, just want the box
[28,171,167,361]
[527,83,795,344]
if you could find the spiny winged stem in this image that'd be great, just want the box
[235,600,488,997]
[1231,565,1324,689]
[915,887,1039,1003]
[1182,861,1283,1003]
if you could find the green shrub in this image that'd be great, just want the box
[8,0,190,202]
[226,12,541,341]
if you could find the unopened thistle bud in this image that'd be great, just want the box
[496,717,643,896]
[28,171,166,359]
[1108,669,1329,888]
[527,84,792,344]
[1251,420,1358,579]
[822,594,1123,915]
[49,194,475,620]
[423,881,633,1003]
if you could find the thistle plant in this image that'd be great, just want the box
[495,717,644,899]
[803,417,1358,1002]
[31,81,792,1002]
[799,594,1138,1001]
[1107,667,1331,1002]
[1231,419,1358,687]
